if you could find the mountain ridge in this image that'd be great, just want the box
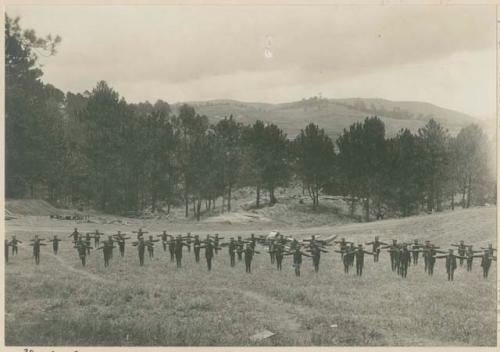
[171,97,484,139]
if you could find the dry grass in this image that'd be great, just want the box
[5,206,496,346]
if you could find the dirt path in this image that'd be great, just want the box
[49,252,107,283]
[238,289,303,332]
[209,285,328,342]
[18,240,312,339]
[16,244,108,284]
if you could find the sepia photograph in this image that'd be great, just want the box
[3,2,498,348]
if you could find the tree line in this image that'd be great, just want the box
[5,15,496,221]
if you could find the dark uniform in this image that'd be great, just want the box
[399,246,414,278]
[200,239,220,271]
[421,244,443,275]
[277,234,286,246]
[113,231,130,257]
[5,240,11,263]
[268,239,276,264]
[49,235,62,254]
[451,241,467,267]
[347,243,356,267]
[410,240,423,265]
[464,246,482,272]
[91,230,101,248]
[365,236,387,263]
[193,235,201,263]
[213,234,222,255]
[105,235,115,259]
[133,228,148,241]
[435,250,466,281]
[421,241,431,272]
[246,234,257,250]
[351,245,373,276]
[69,228,80,244]
[334,238,353,260]
[228,238,237,267]
[97,240,115,267]
[480,244,496,258]
[335,248,351,273]
[30,236,47,265]
[236,236,244,261]
[244,244,259,273]
[84,232,92,255]
[185,233,192,253]
[381,240,400,272]
[479,250,496,278]
[168,235,176,262]
[10,236,22,256]
[290,238,300,251]
[74,239,92,266]
[309,244,327,273]
[274,244,284,270]
[158,231,168,252]
[287,247,311,276]
[132,238,152,266]
[174,235,188,268]
[303,235,318,250]
[427,246,438,275]
[146,235,159,259]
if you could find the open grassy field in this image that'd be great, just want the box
[5,206,497,346]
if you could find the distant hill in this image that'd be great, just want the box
[172,98,481,139]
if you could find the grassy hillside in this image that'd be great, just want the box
[173,98,480,139]
[5,199,77,217]
[4,188,364,230]
[5,207,496,346]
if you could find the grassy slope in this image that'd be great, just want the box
[174,98,479,139]
[5,207,497,346]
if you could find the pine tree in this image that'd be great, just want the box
[385,129,424,216]
[454,124,491,207]
[417,119,449,212]
[214,115,243,212]
[291,123,335,210]
[5,15,61,198]
[336,117,386,221]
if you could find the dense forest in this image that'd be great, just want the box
[5,15,496,221]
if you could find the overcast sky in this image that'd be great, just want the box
[7,5,497,119]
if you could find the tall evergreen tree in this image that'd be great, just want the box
[214,115,243,212]
[417,119,449,212]
[241,121,266,207]
[336,117,386,221]
[454,124,491,207]
[177,104,210,217]
[291,123,335,210]
[241,121,290,206]
[80,81,132,212]
[5,15,62,197]
[261,123,290,205]
[385,129,424,216]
